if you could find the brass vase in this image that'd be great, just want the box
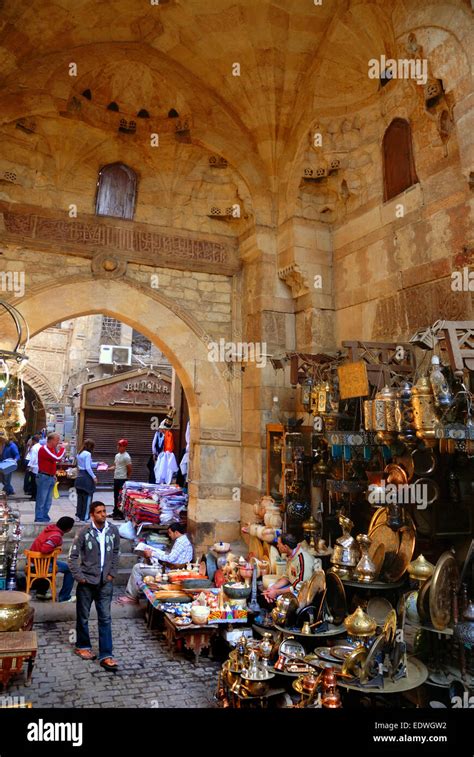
[354,534,377,583]
[0,591,31,632]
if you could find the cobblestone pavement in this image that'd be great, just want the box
[5,618,220,708]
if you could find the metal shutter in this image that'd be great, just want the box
[82,410,178,487]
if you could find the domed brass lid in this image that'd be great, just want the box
[303,515,317,531]
[376,385,397,400]
[408,554,435,582]
[344,606,377,637]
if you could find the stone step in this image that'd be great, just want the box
[30,592,144,622]
[17,551,138,571]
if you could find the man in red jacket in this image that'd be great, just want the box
[35,432,66,523]
[30,516,75,602]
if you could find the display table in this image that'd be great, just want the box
[0,631,38,688]
[163,612,218,664]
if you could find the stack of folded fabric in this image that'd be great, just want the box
[119,481,187,526]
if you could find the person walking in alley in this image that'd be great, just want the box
[0,433,21,496]
[68,501,120,671]
[35,432,66,523]
[107,439,132,520]
[74,438,99,523]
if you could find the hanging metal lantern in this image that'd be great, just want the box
[0,299,29,373]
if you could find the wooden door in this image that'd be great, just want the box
[95,163,137,220]
[382,119,418,201]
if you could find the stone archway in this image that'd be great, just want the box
[10,277,242,547]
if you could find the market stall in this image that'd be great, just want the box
[215,325,474,708]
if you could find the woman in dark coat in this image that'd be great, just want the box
[74,439,98,522]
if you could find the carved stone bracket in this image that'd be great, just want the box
[91,251,127,279]
[278,263,310,298]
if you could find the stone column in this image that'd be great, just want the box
[239,228,295,526]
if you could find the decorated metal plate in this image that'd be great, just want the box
[331,645,354,661]
[429,552,460,631]
[314,646,340,664]
[367,597,394,627]
[279,637,306,658]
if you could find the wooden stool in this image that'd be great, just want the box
[163,612,218,665]
[25,548,61,602]
[0,631,38,688]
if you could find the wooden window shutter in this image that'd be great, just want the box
[95,162,137,220]
[382,118,418,201]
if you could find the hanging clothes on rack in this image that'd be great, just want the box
[152,431,165,457]
[180,421,190,478]
[154,429,178,485]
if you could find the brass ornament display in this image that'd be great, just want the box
[329,515,360,580]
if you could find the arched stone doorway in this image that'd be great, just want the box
[5,277,242,547]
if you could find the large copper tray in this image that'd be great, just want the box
[368,507,416,582]
[417,577,432,624]
[429,552,460,631]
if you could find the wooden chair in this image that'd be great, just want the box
[24,548,61,602]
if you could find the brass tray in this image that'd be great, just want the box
[362,632,386,680]
[369,509,416,583]
[368,523,399,577]
[429,552,460,631]
[385,463,408,486]
[417,577,432,624]
[382,609,397,646]
[331,645,354,661]
[368,506,387,533]
[341,645,368,678]
[297,581,310,609]
[371,544,385,580]
[325,571,346,626]
[384,520,416,582]
[367,597,393,627]
[306,569,326,606]
[314,646,340,664]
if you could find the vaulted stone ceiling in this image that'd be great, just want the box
[0,0,471,225]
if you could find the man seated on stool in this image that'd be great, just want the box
[29,516,76,602]
[116,522,193,605]
[262,532,315,604]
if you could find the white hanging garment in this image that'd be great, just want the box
[154,451,179,485]
[180,421,190,476]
